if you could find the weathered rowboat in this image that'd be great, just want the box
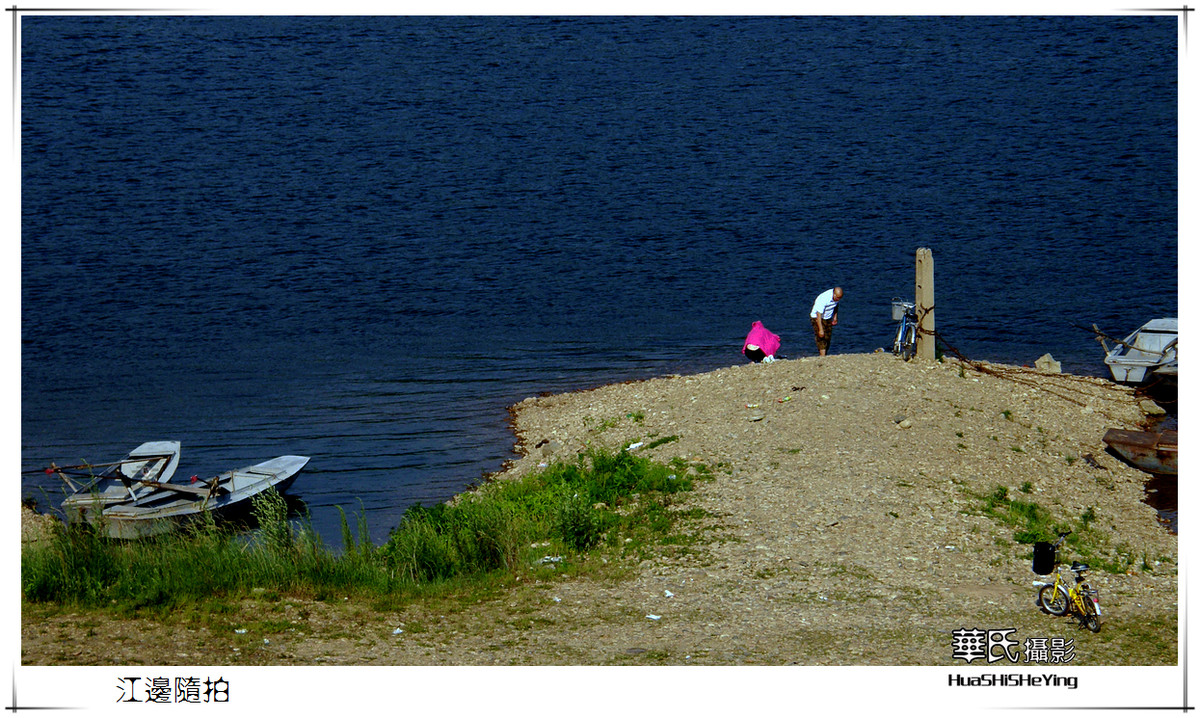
[1098,318,1177,384]
[59,441,182,525]
[1102,428,1177,475]
[99,455,310,539]
[1152,360,1178,379]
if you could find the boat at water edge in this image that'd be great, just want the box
[99,455,311,539]
[1098,318,1177,384]
[1102,428,1177,476]
[59,441,182,525]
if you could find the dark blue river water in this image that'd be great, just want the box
[20,15,1178,544]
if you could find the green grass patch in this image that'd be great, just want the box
[23,449,707,613]
[973,485,1061,544]
[964,484,1143,574]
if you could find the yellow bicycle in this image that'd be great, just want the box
[1034,531,1102,633]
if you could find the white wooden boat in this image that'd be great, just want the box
[100,455,310,539]
[1099,318,1177,383]
[59,441,181,525]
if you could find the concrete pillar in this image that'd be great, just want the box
[916,248,935,361]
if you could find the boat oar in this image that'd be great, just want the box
[25,461,104,476]
[188,474,221,489]
[24,455,174,476]
[1082,322,1164,356]
[131,476,226,499]
[44,462,84,492]
[37,461,131,492]
[1094,323,1176,358]
[1088,323,1137,352]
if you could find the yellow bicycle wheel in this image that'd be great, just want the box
[1038,584,1068,616]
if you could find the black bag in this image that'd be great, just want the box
[1032,541,1056,575]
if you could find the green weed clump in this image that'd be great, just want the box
[978,485,1060,544]
[378,447,696,581]
[22,513,263,610]
[970,484,1136,574]
[379,498,529,583]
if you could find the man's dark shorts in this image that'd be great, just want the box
[811,316,832,353]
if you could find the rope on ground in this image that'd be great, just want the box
[929,328,1134,414]
[1138,376,1177,404]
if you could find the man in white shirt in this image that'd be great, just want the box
[809,287,843,356]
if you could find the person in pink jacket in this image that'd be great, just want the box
[742,321,781,363]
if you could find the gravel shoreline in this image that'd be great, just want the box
[480,351,1176,664]
[21,352,1177,666]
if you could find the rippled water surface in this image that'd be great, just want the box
[21,16,1178,542]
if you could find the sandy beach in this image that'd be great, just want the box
[21,352,1176,666]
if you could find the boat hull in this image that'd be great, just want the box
[1102,429,1177,475]
[100,455,310,539]
[1103,318,1178,384]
